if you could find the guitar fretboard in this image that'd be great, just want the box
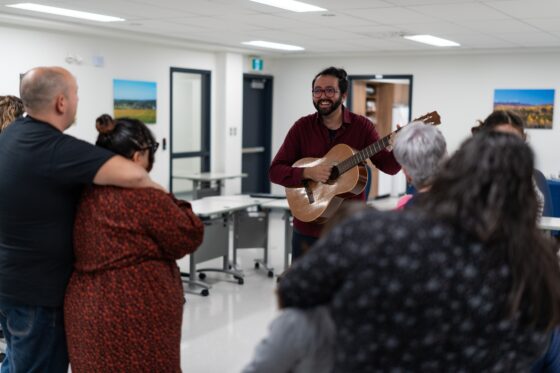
[336,129,399,175]
[333,111,439,177]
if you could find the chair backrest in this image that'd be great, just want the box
[364,164,372,199]
[534,169,553,217]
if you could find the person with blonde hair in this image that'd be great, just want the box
[0,95,24,132]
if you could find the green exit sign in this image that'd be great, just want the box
[252,58,263,71]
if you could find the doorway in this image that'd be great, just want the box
[241,74,273,194]
[169,67,211,197]
[347,74,413,199]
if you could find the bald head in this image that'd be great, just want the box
[20,66,78,130]
[20,67,72,113]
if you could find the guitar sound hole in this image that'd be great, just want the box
[329,167,340,181]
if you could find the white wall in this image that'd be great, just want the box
[215,53,244,195]
[267,51,560,193]
[0,24,244,192]
[4,23,560,195]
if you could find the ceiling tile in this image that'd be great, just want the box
[386,0,481,4]
[289,27,370,41]
[171,16,265,31]
[493,31,560,46]
[410,2,510,21]
[525,18,560,33]
[451,18,542,34]
[449,33,518,47]
[215,13,307,29]
[312,0,394,10]
[486,0,560,19]
[340,6,435,24]
[0,0,557,55]
[393,21,474,35]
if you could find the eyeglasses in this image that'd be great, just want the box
[312,87,340,98]
[140,142,159,154]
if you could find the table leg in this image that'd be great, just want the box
[192,180,200,200]
[283,210,292,271]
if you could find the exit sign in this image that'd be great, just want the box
[252,57,263,71]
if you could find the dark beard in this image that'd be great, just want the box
[314,96,343,116]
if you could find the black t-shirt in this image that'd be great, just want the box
[0,116,114,307]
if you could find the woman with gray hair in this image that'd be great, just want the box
[393,122,447,208]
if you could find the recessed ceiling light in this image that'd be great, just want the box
[6,3,125,22]
[242,40,304,51]
[403,34,460,47]
[249,0,326,13]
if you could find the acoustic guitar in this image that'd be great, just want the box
[285,111,441,223]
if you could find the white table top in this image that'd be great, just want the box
[172,172,247,181]
[261,198,290,210]
[191,194,560,229]
[190,197,257,217]
[539,216,560,231]
[189,195,266,216]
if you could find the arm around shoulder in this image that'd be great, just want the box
[93,155,165,190]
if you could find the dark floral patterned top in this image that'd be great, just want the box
[278,209,548,373]
[64,186,203,373]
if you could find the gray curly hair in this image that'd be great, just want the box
[393,122,447,189]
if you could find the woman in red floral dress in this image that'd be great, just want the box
[64,115,203,372]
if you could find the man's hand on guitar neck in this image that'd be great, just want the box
[386,124,402,152]
[303,163,333,183]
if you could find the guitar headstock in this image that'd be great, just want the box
[414,111,441,126]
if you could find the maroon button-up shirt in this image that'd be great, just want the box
[269,106,401,237]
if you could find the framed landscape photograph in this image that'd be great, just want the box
[493,89,555,129]
[113,79,157,124]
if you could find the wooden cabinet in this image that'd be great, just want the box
[351,81,394,137]
[350,80,410,199]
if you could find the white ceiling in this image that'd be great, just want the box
[1,0,560,56]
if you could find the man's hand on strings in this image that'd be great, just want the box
[386,124,402,152]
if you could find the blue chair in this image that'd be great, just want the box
[532,328,560,372]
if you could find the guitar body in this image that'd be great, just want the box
[285,144,368,223]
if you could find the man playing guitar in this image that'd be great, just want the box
[269,67,401,262]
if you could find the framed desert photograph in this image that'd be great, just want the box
[113,79,157,124]
[494,89,554,129]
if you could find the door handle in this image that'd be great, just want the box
[242,147,265,154]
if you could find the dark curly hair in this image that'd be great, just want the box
[95,114,157,171]
[472,110,525,139]
[413,131,560,331]
[312,67,348,95]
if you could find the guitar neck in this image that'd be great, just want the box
[333,111,440,176]
[337,127,401,175]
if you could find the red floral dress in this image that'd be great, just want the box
[64,186,203,372]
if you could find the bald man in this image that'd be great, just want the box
[0,66,163,372]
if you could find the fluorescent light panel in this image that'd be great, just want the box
[404,34,460,47]
[250,0,326,12]
[243,40,304,51]
[6,3,125,22]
